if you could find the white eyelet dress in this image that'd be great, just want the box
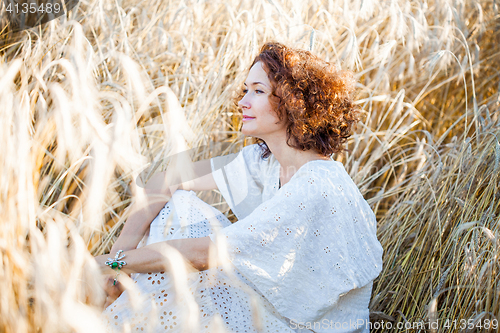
[102,189,296,332]
[101,144,384,333]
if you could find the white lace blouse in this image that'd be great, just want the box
[209,144,384,332]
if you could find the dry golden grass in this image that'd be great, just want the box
[1,0,499,332]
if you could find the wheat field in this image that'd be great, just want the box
[0,0,499,332]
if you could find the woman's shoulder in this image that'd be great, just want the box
[290,159,361,196]
[294,159,349,181]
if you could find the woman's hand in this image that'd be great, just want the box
[95,254,126,309]
[103,274,125,309]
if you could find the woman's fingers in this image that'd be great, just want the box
[107,277,125,298]
[102,272,133,310]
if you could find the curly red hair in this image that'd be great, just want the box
[237,41,361,158]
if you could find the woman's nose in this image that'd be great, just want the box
[238,95,250,109]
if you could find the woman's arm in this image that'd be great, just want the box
[98,236,216,274]
[109,183,176,253]
[98,236,216,309]
[109,159,218,253]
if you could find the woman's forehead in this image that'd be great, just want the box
[245,62,272,88]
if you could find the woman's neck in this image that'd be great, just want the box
[263,136,330,183]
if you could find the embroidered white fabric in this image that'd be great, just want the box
[209,144,384,332]
[101,144,384,333]
[102,190,296,333]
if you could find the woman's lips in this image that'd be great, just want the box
[242,116,255,121]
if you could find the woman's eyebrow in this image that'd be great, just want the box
[243,82,269,88]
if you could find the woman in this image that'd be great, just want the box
[96,41,384,332]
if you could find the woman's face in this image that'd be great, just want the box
[238,61,286,139]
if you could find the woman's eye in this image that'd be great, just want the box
[242,89,248,94]
[256,90,264,94]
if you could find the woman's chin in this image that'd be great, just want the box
[240,126,254,136]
